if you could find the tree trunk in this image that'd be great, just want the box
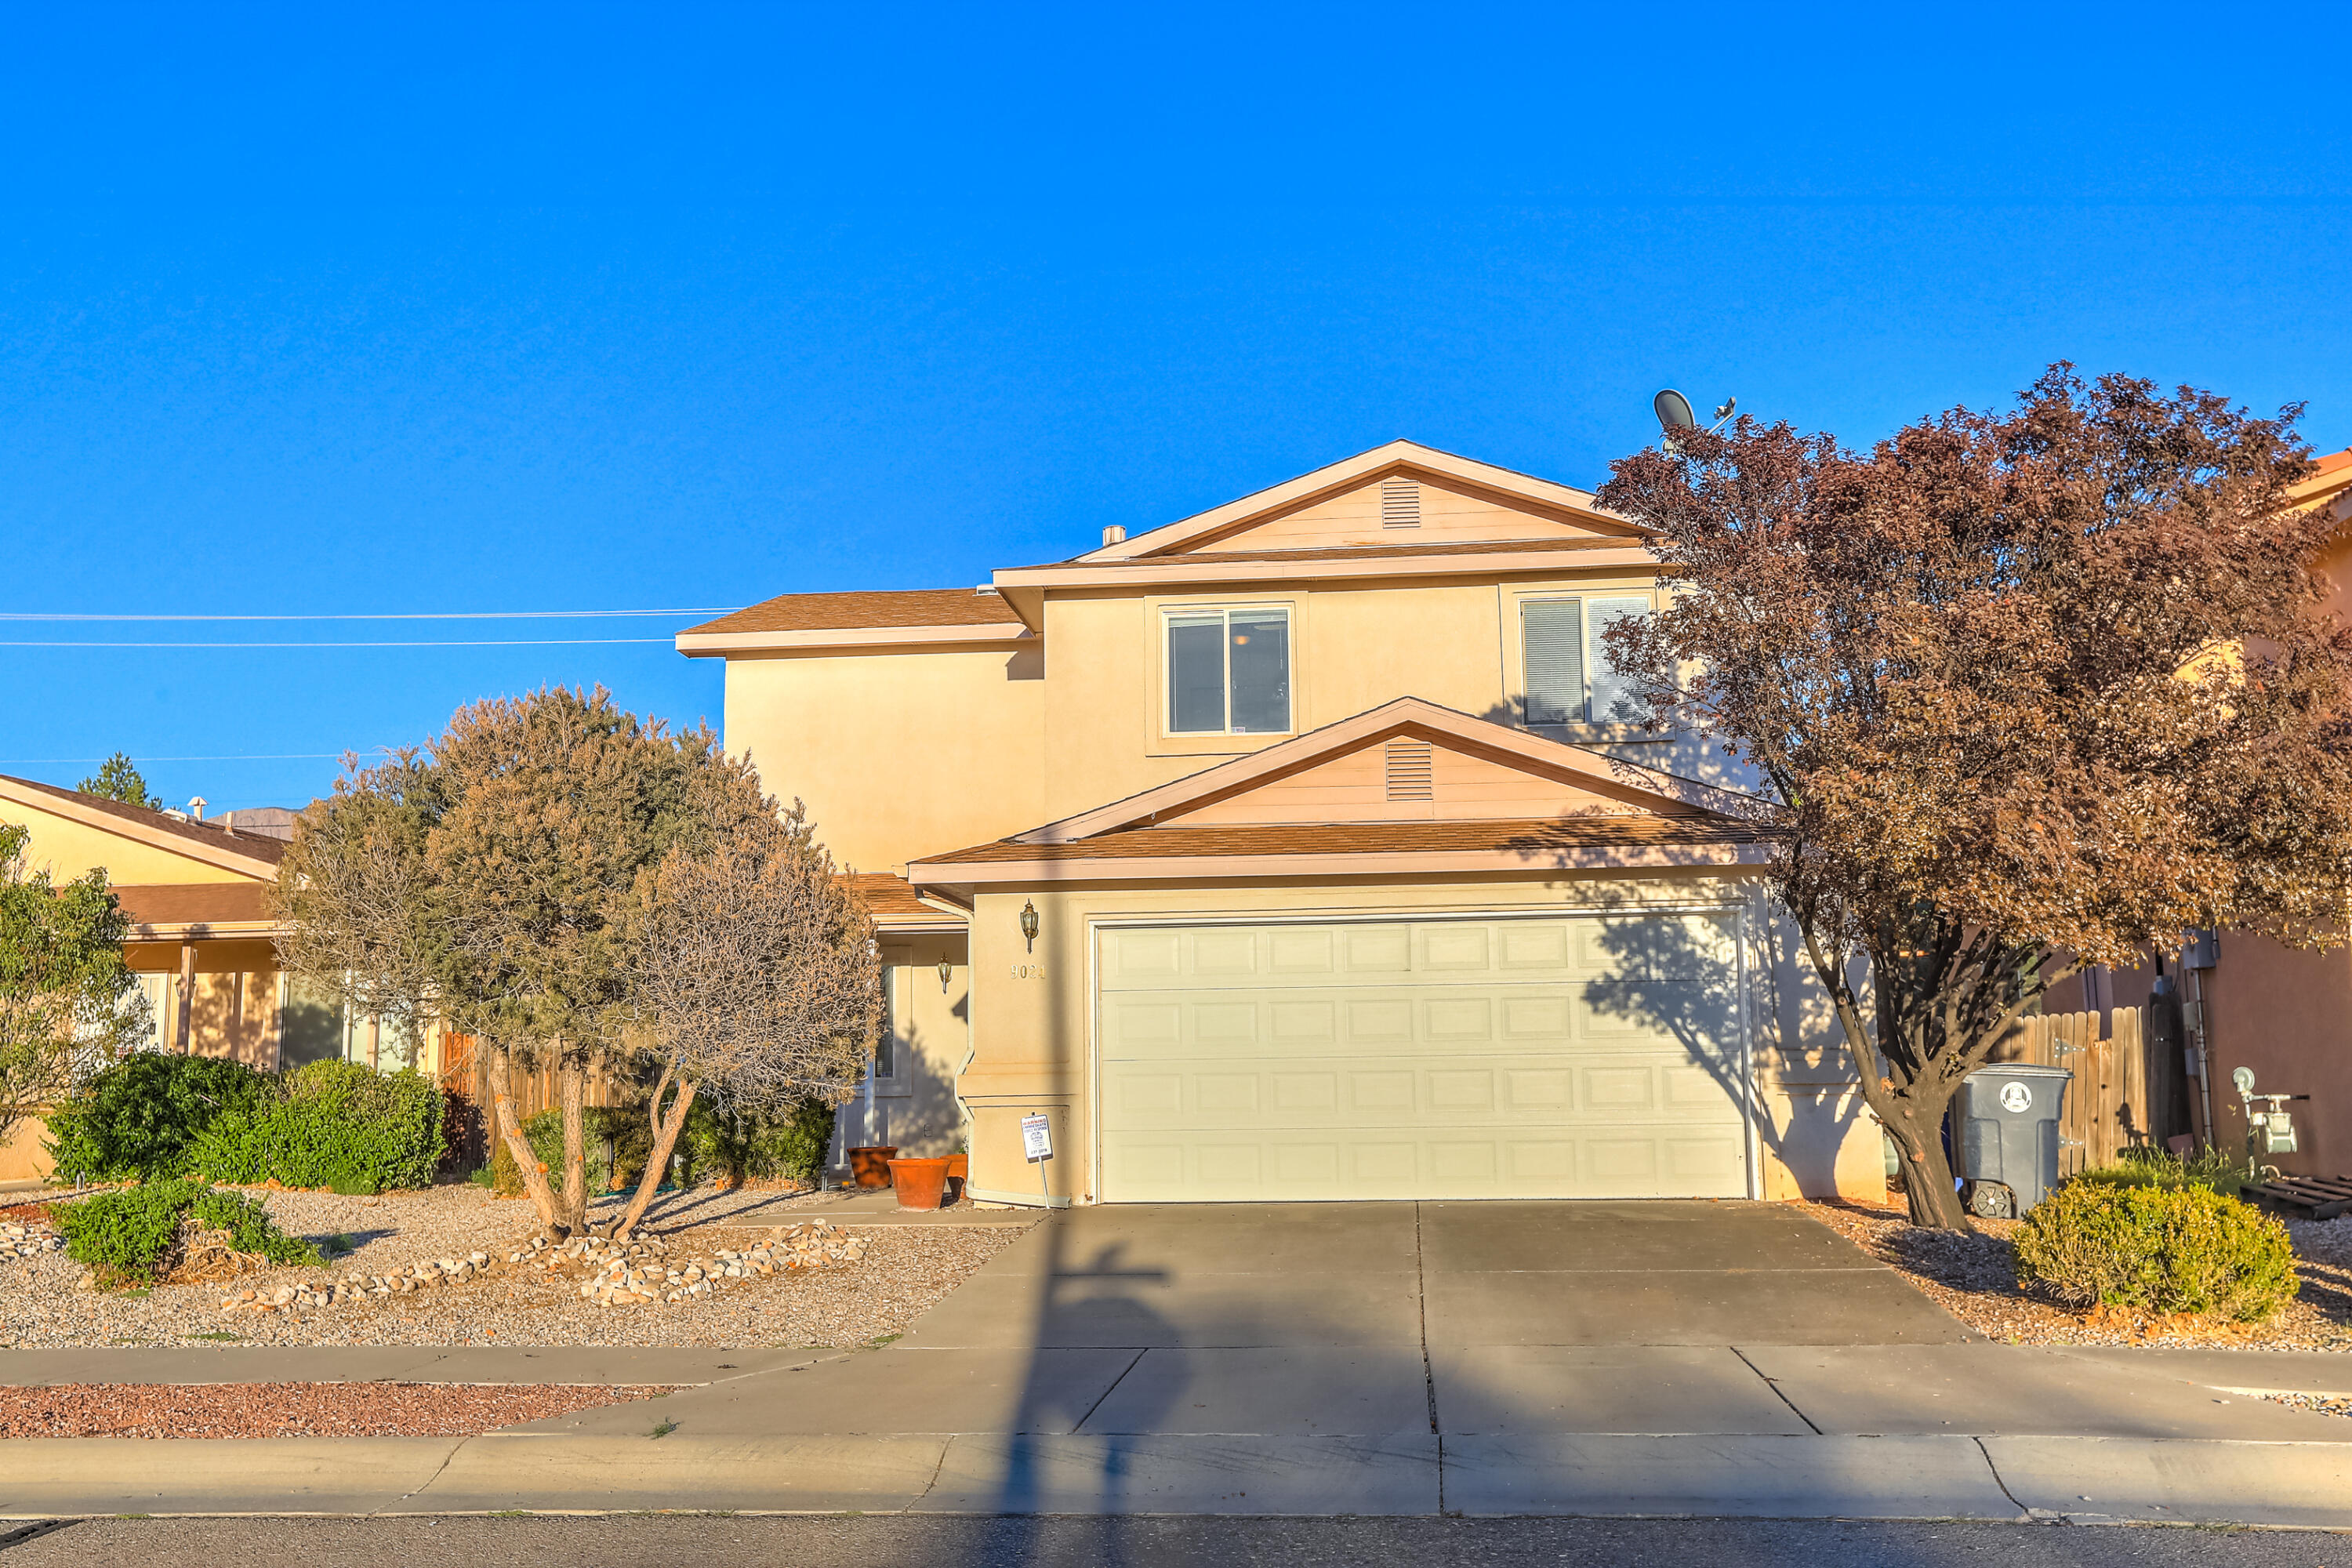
[558,1053,588,1236]
[1882,1087,1969,1230]
[485,1041,564,1233]
[612,1065,695,1242]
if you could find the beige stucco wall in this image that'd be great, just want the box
[0,1117,51,1185]
[1034,572,1699,826]
[717,565,1752,873]
[5,809,255,886]
[2198,932,2352,1178]
[954,870,1880,1207]
[837,932,971,1160]
[723,644,1045,873]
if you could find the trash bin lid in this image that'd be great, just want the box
[1965,1063,2072,1080]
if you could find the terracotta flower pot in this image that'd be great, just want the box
[888,1156,952,1211]
[946,1153,968,1181]
[848,1145,899,1190]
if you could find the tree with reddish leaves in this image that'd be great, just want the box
[1596,366,2352,1230]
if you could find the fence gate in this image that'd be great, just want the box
[1987,1007,2154,1178]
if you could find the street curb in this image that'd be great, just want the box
[6,1432,2352,1523]
[0,1436,461,1516]
[1984,1437,2352,1528]
[1443,1434,2019,1519]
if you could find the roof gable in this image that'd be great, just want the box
[0,774,285,882]
[1082,441,1642,564]
[1013,698,1759,845]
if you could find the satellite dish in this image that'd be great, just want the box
[2232,1065,2256,1097]
[1653,390,1697,433]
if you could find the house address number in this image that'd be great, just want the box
[1009,963,1048,980]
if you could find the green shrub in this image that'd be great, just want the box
[43,1055,271,1182]
[184,1061,443,1194]
[2013,1180,2298,1322]
[688,1098,834,1187]
[491,1096,834,1196]
[492,1105,652,1197]
[54,1179,321,1283]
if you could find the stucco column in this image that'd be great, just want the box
[176,942,196,1054]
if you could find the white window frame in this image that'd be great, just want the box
[1161,604,1294,738]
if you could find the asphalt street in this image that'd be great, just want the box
[2,1516,2343,1568]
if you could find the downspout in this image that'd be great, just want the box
[2187,963,2217,1151]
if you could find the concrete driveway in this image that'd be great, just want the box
[539,1200,2352,1450]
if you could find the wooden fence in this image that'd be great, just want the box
[434,1033,632,1175]
[1987,1006,2169,1177]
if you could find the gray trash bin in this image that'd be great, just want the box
[1955,1062,2071,1218]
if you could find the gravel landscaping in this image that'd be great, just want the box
[1802,1198,2352,1350]
[0,1182,1032,1350]
[0,1381,676,1438]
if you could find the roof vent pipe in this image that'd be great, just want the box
[188,797,206,822]
[1102,524,1127,546]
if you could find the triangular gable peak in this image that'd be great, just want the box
[0,774,285,884]
[1083,441,1643,564]
[1014,698,1757,844]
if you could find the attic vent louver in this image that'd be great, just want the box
[1385,739,1434,801]
[1381,477,1421,529]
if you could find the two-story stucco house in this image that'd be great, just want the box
[678,441,1880,1208]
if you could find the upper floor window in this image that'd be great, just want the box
[1167,606,1291,735]
[1523,595,1651,726]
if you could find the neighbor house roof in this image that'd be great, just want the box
[677,589,1029,657]
[0,774,287,879]
[2298,447,2352,524]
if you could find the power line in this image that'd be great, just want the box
[0,753,350,764]
[0,637,679,648]
[0,608,737,622]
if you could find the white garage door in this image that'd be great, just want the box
[1096,913,1748,1202]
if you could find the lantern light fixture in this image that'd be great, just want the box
[938,956,953,993]
[1019,900,1040,953]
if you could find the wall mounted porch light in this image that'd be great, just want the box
[938,956,953,993]
[1019,900,1040,953]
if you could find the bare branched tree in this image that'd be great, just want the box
[608,808,880,1240]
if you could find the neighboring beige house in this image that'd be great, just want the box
[680,441,1880,1207]
[0,776,405,1183]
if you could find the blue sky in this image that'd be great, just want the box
[3,3,2348,814]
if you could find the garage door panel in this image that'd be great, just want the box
[1097,915,1748,1202]
[1104,1057,1731,1131]
[1268,927,1336,974]
[1345,926,1413,974]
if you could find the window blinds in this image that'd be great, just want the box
[1522,599,1584,724]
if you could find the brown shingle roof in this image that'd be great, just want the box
[683,589,1026,638]
[114,882,277,927]
[917,815,1763,865]
[841,872,944,919]
[0,775,287,867]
